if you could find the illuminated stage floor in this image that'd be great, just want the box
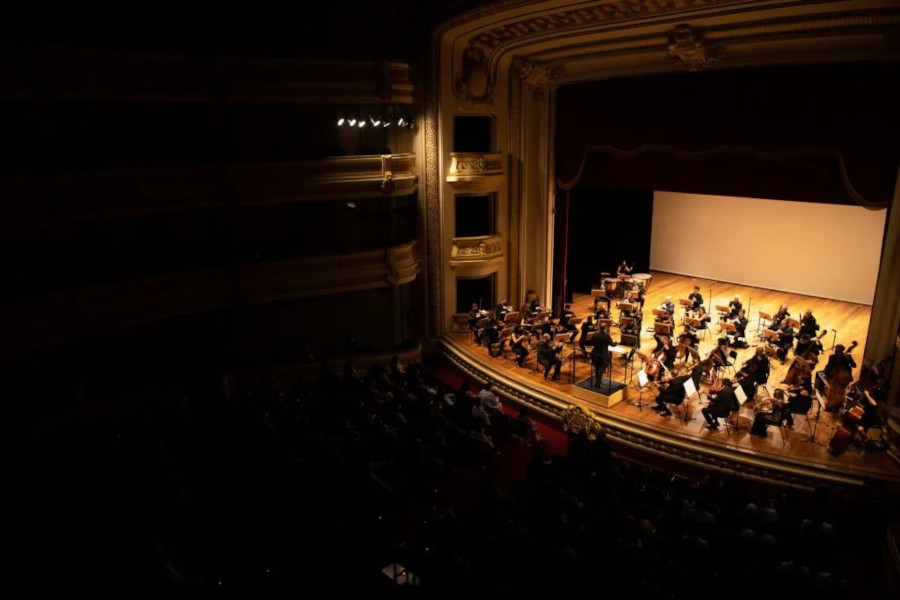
[445,271,900,488]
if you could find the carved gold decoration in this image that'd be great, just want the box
[446,152,506,193]
[455,46,494,104]
[666,24,724,71]
[423,44,444,338]
[508,80,521,308]
[561,405,603,440]
[450,234,505,277]
[512,59,567,99]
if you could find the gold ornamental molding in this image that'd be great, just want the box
[0,45,415,104]
[0,242,419,358]
[446,152,506,193]
[449,234,505,277]
[440,335,900,489]
[666,24,725,71]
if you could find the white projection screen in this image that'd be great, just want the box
[650,191,887,305]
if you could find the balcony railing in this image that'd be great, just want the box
[449,234,504,278]
[446,152,505,192]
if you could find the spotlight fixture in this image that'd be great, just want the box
[337,115,345,126]
[369,114,381,127]
[358,117,366,128]
[382,113,392,128]
[397,114,406,127]
[348,117,357,126]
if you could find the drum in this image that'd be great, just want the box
[603,278,619,294]
[632,273,652,291]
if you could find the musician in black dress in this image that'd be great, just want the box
[737,346,770,399]
[696,306,711,329]
[537,333,563,380]
[617,260,633,277]
[653,363,704,417]
[701,378,738,429]
[689,286,704,312]
[728,295,743,319]
[590,325,615,384]
[775,319,795,364]
[509,325,530,367]
[799,309,819,338]
[782,374,813,428]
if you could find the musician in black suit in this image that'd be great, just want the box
[495,299,511,319]
[770,305,790,330]
[701,378,738,429]
[737,346,770,399]
[653,363,704,417]
[730,309,749,349]
[782,374,813,428]
[775,319,795,364]
[799,309,819,338]
[481,315,502,355]
[537,333,563,380]
[579,317,596,354]
[468,303,483,334]
[652,334,678,371]
[689,286,703,312]
[661,296,675,316]
[617,260,633,277]
[590,326,615,384]
[559,304,578,343]
[821,344,857,381]
[728,295,743,319]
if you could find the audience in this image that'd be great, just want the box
[13,356,886,598]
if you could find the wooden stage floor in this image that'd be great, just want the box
[447,271,900,486]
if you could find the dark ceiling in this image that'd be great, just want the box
[2,1,479,61]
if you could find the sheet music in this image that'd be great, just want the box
[609,345,628,354]
[683,378,698,400]
[638,369,649,387]
[735,385,748,406]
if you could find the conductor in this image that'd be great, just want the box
[590,325,615,387]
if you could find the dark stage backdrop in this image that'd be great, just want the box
[552,186,652,311]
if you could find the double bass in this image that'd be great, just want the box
[824,341,858,411]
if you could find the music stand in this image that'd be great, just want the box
[757,310,772,336]
[597,318,612,331]
[654,322,673,335]
[788,318,802,330]
[682,377,700,424]
[620,333,638,348]
[801,385,828,447]
[762,328,780,346]
[652,308,669,318]
[633,368,651,410]
[720,321,737,342]
[620,316,635,329]
[679,299,693,308]
[715,304,730,318]
[617,302,637,313]
[504,311,520,325]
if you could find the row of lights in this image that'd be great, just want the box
[336,107,415,130]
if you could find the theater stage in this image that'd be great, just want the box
[444,271,900,489]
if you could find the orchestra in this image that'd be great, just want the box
[461,277,890,458]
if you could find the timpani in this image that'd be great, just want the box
[603,277,620,296]
[632,273,652,291]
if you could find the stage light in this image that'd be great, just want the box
[382,113,392,128]
[397,114,406,127]
[358,118,366,128]
[402,113,414,129]
[348,117,357,126]
[337,115,345,126]
[370,114,381,127]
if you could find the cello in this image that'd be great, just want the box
[824,341,858,411]
[784,328,828,386]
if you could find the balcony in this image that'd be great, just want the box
[446,152,505,193]
[0,242,419,358]
[449,234,504,278]
[0,154,418,225]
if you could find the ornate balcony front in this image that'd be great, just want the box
[449,234,504,278]
[446,152,505,193]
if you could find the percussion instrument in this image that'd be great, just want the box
[632,273,652,291]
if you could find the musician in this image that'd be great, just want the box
[579,317,596,354]
[495,299,512,319]
[729,309,750,349]
[737,346,770,399]
[799,309,819,338]
[559,304,578,343]
[594,302,610,321]
[701,378,738,430]
[860,378,887,430]
[679,327,700,349]
[532,315,554,339]
[590,325,615,383]
[770,305,790,330]
[528,296,541,316]
[696,306,711,329]
[775,319,795,364]
[621,316,641,340]
[617,260,633,277]
[509,325,530,368]
[660,296,675,316]
[708,338,730,371]
[537,333,563,381]
[794,332,823,363]
[689,286,703,312]
[481,315,502,355]
[824,344,857,380]
[468,303,483,334]
[782,373,813,428]
[652,334,678,371]
[728,295,742,319]
[653,362,704,417]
